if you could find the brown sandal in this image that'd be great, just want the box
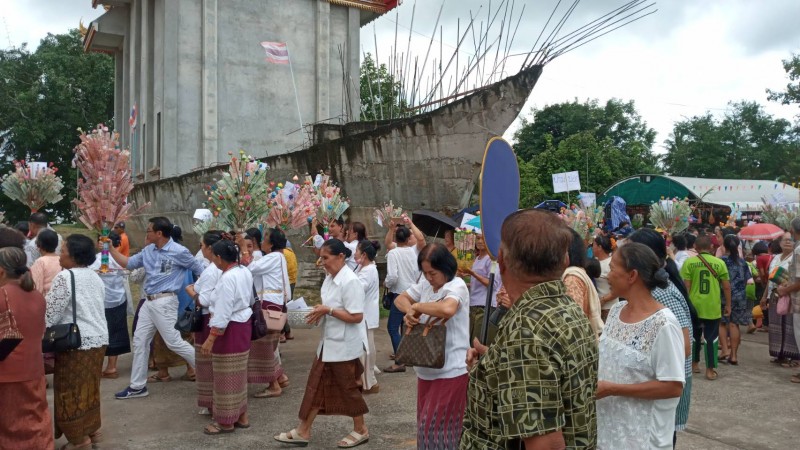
[148,374,172,383]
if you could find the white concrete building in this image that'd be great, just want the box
[84,0,397,181]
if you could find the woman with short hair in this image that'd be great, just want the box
[384,225,421,373]
[46,234,109,449]
[0,247,54,449]
[395,243,470,450]
[275,239,369,448]
[597,243,685,449]
[200,239,253,435]
[30,228,62,296]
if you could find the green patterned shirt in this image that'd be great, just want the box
[460,280,598,449]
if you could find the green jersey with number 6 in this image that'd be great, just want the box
[680,252,729,320]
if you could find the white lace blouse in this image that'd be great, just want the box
[45,268,109,350]
[597,302,685,450]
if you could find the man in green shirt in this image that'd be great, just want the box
[680,235,731,381]
[460,209,598,449]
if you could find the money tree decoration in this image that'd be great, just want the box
[649,197,692,235]
[312,174,349,239]
[373,201,404,228]
[560,204,604,241]
[266,181,316,231]
[204,151,272,232]
[631,213,644,229]
[761,201,799,230]
[73,124,149,272]
[454,229,477,271]
[1,160,64,213]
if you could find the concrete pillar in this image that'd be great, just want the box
[128,0,141,176]
[347,7,361,122]
[315,0,330,123]
[162,0,179,176]
[139,0,150,176]
[202,0,219,166]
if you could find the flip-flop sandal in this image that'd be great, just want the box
[254,389,282,398]
[148,374,172,383]
[204,423,235,435]
[274,428,309,447]
[234,422,251,429]
[729,360,739,365]
[706,370,718,381]
[101,371,119,379]
[338,430,369,448]
[383,365,406,373]
[181,373,197,382]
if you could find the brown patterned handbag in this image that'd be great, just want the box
[395,316,448,369]
[0,287,24,361]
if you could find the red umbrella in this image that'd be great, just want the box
[738,223,784,241]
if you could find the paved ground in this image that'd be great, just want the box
[48,322,800,449]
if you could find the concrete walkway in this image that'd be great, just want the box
[48,322,800,449]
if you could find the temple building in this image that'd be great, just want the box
[83,0,398,181]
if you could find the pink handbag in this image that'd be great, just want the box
[263,304,287,331]
[777,294,792,316]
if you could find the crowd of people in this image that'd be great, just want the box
[1,209,799,449]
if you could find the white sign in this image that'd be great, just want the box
[579,192,596,207]
[552,171,581,193]
[193,209,213,221]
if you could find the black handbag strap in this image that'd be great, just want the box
[68,269,77,324]
[697,254,719,280]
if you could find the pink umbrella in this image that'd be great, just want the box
[738,223,785,241]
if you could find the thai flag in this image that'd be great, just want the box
[261,41,290,65]
[129,103,137,128]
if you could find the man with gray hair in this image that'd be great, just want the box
[778,217,800,383]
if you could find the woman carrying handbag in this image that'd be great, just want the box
[0,247,54,449]
[238,228,291,398]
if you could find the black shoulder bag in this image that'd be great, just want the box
[42,270,82,353]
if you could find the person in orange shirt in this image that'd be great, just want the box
[113,222,131,256]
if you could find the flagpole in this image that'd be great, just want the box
[285,44,304,133]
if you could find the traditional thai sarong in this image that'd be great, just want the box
[211,320,251,426]
[54,346,106,443]
[768,300,800,360]
[104,302,131,356]
[0,378,54,449]
[154,331,194,369]
[417,373,468,450]
[298,356,368,420]
[195,314,212,409]
[247,329,284,384]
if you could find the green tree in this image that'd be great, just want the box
[767,53,800,111]
[662,101,800,181]
[513,98,657,162]
[0,29,114,223]
[359,53,407,121]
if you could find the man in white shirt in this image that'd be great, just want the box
[25,212,63,267]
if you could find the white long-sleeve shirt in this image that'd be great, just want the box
[356,263,380,329]
[246,252,290,306]
[208,265,253,329]
[385,246,420,294]
[196,263,222,313]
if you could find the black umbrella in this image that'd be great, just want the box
[411,210,459,238]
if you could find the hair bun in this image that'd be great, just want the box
[654,268,670,288]
[370,240,381,251]
[14,266,29,276]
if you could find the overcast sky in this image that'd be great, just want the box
[2,0,798,153]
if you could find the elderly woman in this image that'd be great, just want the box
[355,239,382,394]
[200,239,253,435]
[239,228,291,398]
[46,234,109,449]
[597,243,685,449]
[274,239,369,448]
[185,230,224,415]
[89,232,132,379]
[761,232,800,366]
[0,247,54,449]
[395,243,470,450]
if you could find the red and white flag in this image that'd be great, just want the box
[261,41,289,65]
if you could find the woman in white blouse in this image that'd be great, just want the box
[597,243,686,449]
[384,225,421,373]
[199,239,253,435]
[45,234,109,449]
[355,239,382,394]
[395,243,470,450]
[237,228,291,398]
[185,230,224,416]
[274,239,370,448]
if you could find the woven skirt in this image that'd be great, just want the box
[417,373,468,450]
[298,356,368,420]
[54,346,106,443]
[248,329,284,384]
[195,314,212,409]
[211,320,251,426]
[0,378,54,449]
[104,302,131,356]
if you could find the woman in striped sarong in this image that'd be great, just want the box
[186,231,224,415]
[761,234,800,364]
[238,228,290,398]
[199,239,253,435]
